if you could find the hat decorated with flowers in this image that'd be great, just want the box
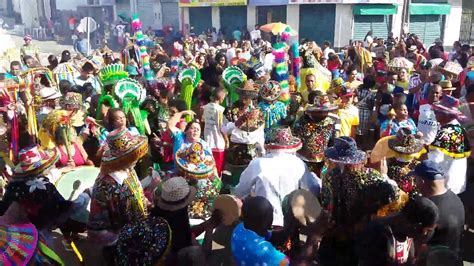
[432,95,465,119]
[59,91,83,111]
[265,126,302,152]
[117,216,171,266]
[306,90,338,114]
[175,142,216,179]
[101,129,148,173]
[260,80,282,102]
[324,136,366,165]
[237,79,260,99]
[388,127,424,155]
[13,145,59,178]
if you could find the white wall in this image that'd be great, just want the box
[334,4,352,48]
[444,0,462,46]
[56,0,88,10]
[286,5,299,35]
[246,5,256,32]
[391,3,403,39]
[20,0,39,28]
[212,6,220,32]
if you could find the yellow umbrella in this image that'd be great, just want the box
[260,22,297,36]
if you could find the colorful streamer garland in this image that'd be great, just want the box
[131,14,153,81]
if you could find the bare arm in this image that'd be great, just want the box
[167,110,195,133]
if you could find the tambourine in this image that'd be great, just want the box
[212,194,242,226]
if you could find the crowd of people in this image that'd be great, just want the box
[0,21,472,266]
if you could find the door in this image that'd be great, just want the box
[189,7,212,36]
[257,5,287,26]
[299,4,336,45]
[409,15,443,46]
[353,15,391,41]
[219,6,247,39]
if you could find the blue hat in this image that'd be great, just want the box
[126,64,139,76]
[413,160,445,181]
[392,86,405,95]
[324,137,366,164]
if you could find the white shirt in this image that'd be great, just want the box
[234,152,321,226]
[323,47,335,59]
[428,120,467,194]
[250,29,261,42]
[417,103,439,145]
[222,123,265,155]
[226,48,236,65]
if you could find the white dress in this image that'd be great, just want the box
[202,102,226,151]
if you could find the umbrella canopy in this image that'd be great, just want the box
[387,57,414,71]
[260,22,297,36]
[53,62,80,83]
[437,61,463,79]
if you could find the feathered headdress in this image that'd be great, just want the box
[99,63,129,86]
[222,66,247,105]
[114,78,148,134]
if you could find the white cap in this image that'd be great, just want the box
[39,87,61,100]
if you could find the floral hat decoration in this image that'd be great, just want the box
[260,80,282,102]
[13,145,59,178]
[117,216,171,266]
[175,142,216,180]
[264,126,302,153]
[388,127,425,155]
[306,90,338,114]
[324,136,366,165]
[101,129,148,174]
[237,79,260,99]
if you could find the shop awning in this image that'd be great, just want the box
[409,3,451,15]
[352,4,398,16]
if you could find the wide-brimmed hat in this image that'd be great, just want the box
[117,216,171,265]
[101,129,148,173]
[260,80,282,102]
[439,80,456,91]
[13,145,59,178]
[212,194,242,226]
[235,108,264,132]
[306,90,338,114]
[39,87,61,101]
[325,136,366,164]
[432,95,465,118]
[265,126,302,152]
[388,127,424,154]
[175,142,215,179]
[59,91,83,111]
[282,189,322,227]
[154,176,197,211]
[0,223,38,265]
[237,79,260,99]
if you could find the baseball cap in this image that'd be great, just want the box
[412,160,445,181]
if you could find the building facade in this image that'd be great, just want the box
[179,0,463,48]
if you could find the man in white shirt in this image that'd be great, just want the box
[226,39,239,64]
[322,41,335,60]
[250,25,261,45]
[417,84,442,144]
[234,127,321,227]
[428,95,471,194]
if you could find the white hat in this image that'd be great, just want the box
[39,87,61,100]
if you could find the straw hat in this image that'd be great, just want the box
[212,194,242,226]
[439,80,456,91]
[101,129,148,173]
[154,176,196,211]
[237,79,260,99]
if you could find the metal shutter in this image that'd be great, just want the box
[257,5,287,26]
[299,4,336,45]
[162,2,180,30]
[219,6,247,39]
[189,7,212,36]
[353,15,390,41]
[409,15,442,46]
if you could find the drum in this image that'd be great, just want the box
[283,189,321,228]
[55,166,100,201]
[212,194,241,226]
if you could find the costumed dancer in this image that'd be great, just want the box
[131,14,154,81]
[114,78,149,135]
[178,67,201,122]
[222,66,247,107]
[88,129,148,250]
[258,80,287,129]
[96,63,129,121]
[223,79,265,186]
[293,90,339,175]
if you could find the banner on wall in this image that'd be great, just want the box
[179,0,247,7]
[249,0,288,5]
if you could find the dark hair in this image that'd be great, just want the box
[47,55,58,67]
[348,64,357,73]
[402,196,439,227]
[466,84,474,95]
[184,120,200,133]
[461,44,471,52]
[69,85,83,94]
[82,82,94,98]
[242,196,273,233]
[387,71,397,77]
[328,53,339,61]
[60,50,71,63]
[392,102,406,111]
[422,246,463,266]
[82,62,95,72]
[308,90,319,104]
[22,55,34,65]
[429,47,442,60]
[362,75,376,89]
[54,127,66,145]
[10,61,21,68]
[58,80,72,94]
[169,99,188,112]
[323,40,331,47]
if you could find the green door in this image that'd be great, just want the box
[353,15,391,41]
[257,5,287,26]
[409,15,443,45]
[220,6,247,39]
[189,7,212,36]
[299,4,336,45]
